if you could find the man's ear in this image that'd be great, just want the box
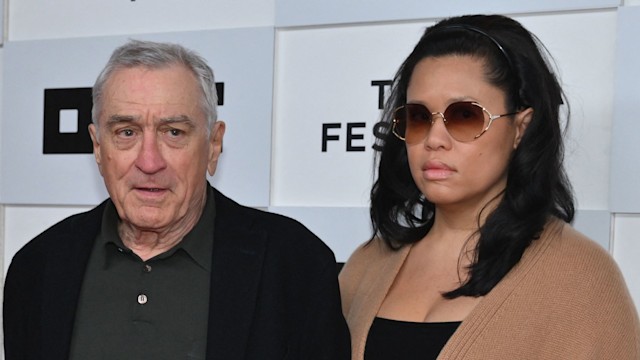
[88,123,104,176]
[513,107,533,149]
[207,121,226,176]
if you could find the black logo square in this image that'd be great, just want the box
[43,87,93,154]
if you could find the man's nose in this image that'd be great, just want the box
[135,132,167,174]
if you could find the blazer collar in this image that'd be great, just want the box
[206,188,268,360]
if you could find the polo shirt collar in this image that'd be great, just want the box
[98,185,216,271]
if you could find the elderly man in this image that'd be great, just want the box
[3,40,350,360]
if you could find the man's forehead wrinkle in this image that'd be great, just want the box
[106,114,139,125]
[109,95,188,107]
[161,115,196,124]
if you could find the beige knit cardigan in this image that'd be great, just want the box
[339,219,640,359]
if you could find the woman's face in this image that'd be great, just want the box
[405,55,531,212]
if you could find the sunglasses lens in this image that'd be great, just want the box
[394,104,432,143]
[393,102,487,143]
[443,102,486,142]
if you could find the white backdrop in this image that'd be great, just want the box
[611,5,640,311]
[275,0,618,26]
[611,5,640,213]
[8,0,276,41]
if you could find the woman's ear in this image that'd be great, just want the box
[513,107,533,149]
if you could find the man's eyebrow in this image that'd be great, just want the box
[159,115,196,126]
[105,114,139,127]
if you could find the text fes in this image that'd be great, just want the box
[320,80,392,152]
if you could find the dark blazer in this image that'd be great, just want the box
[3,187,351,360]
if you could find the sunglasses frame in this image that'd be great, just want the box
[392,101,519,143]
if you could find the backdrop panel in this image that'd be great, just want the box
[275,0,618,27]
[610,6,640,213]
[9,0,275,41]
[1,27,274,207]
[572,210,611,251]
[272,11,616,211]
[0,0,4,44]
[612,214,640,311]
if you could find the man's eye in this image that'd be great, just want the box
[118,129,135,137]
[169,129,183,137]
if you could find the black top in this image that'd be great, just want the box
[364,317,461,360]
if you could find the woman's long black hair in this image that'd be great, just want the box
[370,14,575,298]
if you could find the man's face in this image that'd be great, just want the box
[89,65,224,233]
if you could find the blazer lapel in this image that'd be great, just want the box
[206,190,267,360]
[41,204,104,359]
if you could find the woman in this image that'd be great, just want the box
[339,14,639,359]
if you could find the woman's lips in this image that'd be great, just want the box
[423,161,455,180]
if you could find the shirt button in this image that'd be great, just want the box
[137,294,148,305]
[143,264,152,273]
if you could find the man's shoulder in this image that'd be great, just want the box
[5,201,107,286]
[12,202,106,258]
[213,189,334,260]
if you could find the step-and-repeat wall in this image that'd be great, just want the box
[1,1,639,308]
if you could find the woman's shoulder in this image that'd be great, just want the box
[511,220,640,355]
[543,220,621,277]
[529,220,636,315]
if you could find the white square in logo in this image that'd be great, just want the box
[59,109,79,133]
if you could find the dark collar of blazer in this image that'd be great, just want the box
[206,187,268,359]
[33,186,268,360]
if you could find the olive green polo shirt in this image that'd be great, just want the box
[69,187,215,360]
